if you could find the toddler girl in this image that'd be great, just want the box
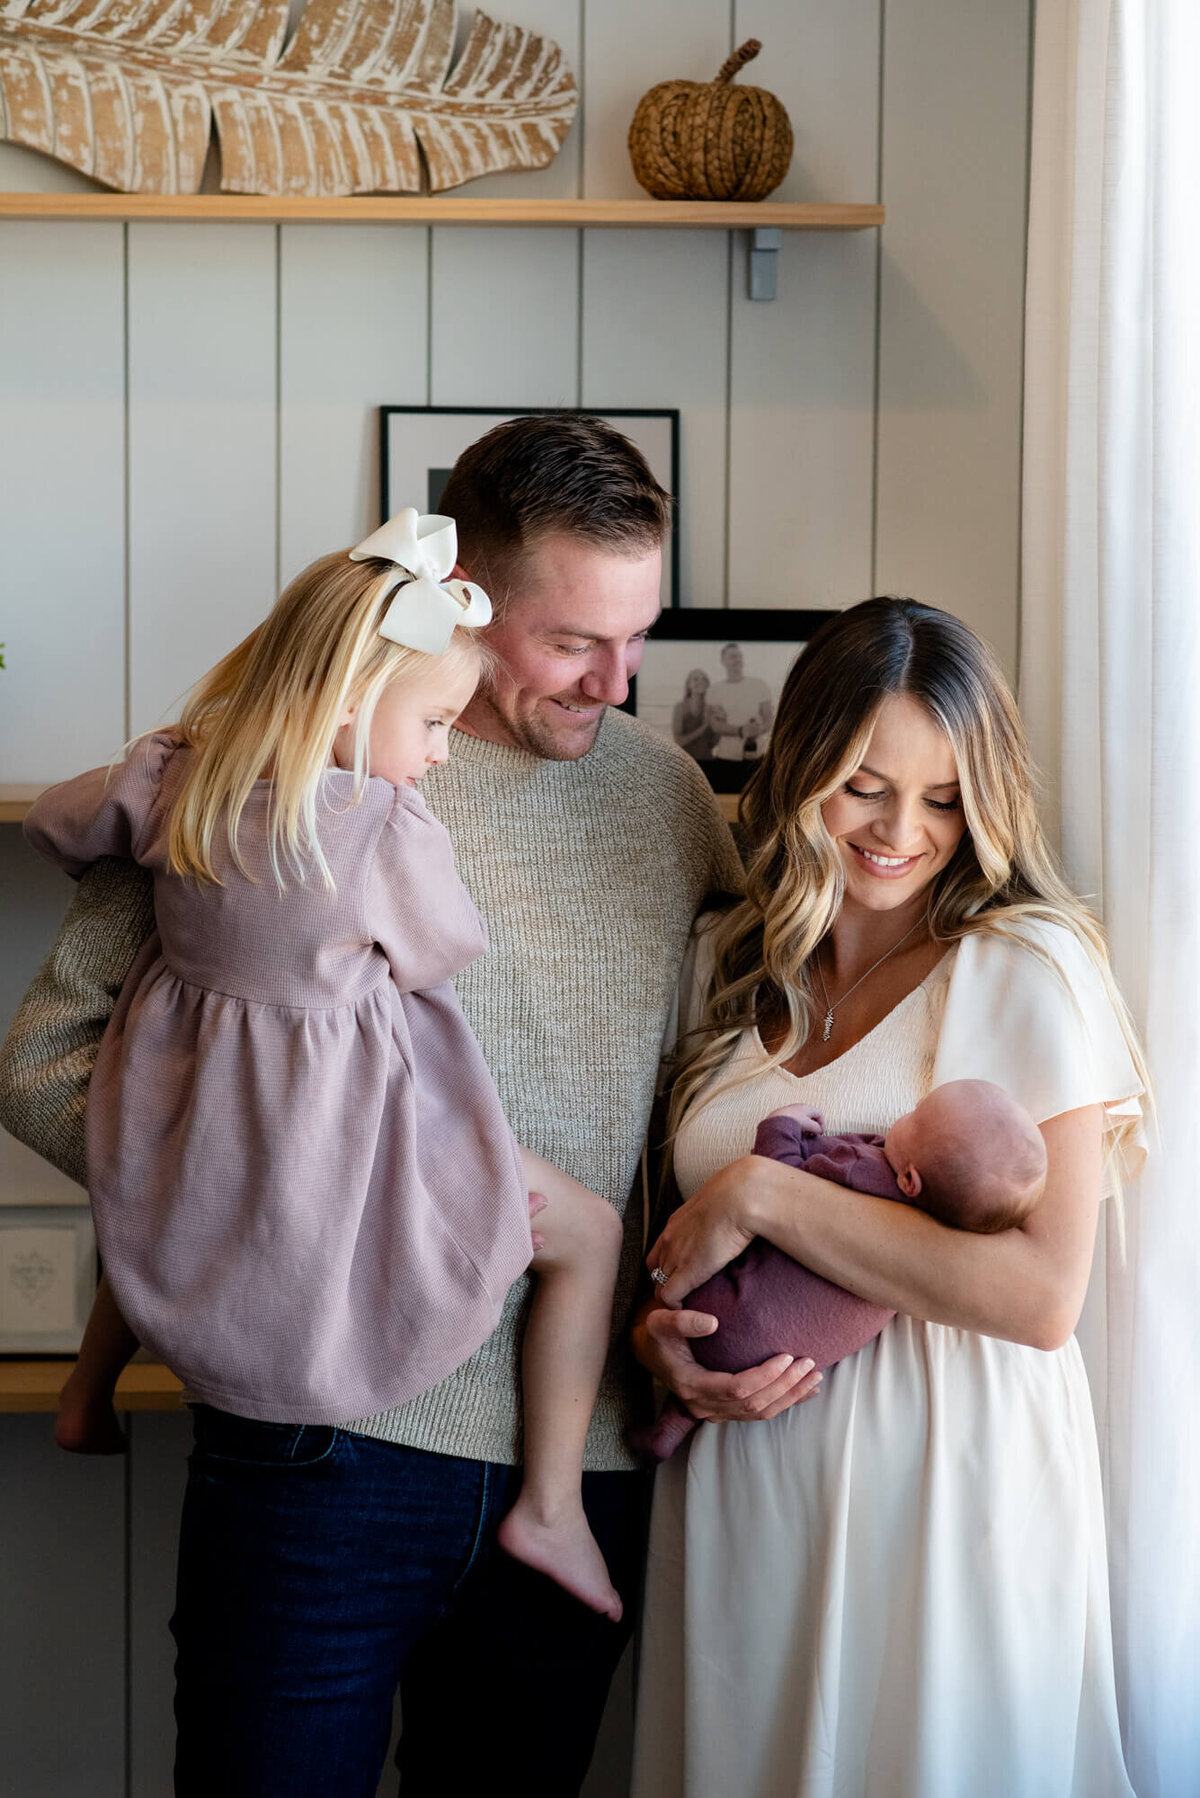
[24,510,624,1619]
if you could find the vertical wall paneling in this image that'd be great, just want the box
[0,1418,127,1796]
[581,1,732,200]
[580,0,733,610]
[127,224,278,733]
[128,1414,192,1798]
[453,0,583,201]
[727,1,880,608]
[279,225,430,582]
[429,227,580,407]
[0,6,1039,1793]
[873,0,1031,675]
[0,223,126,782]
[581,230,730,607]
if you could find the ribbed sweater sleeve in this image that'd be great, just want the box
[0,858,155,1186]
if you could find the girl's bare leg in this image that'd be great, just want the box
[497,1148,625,1620]
[57,1274,141,1454]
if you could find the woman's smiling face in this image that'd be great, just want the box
[821,693,969,913]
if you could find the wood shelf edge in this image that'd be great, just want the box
[0,1360,184,1412]
[0,194,884,228]
[0,785,43,823]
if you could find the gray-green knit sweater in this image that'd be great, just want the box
[0,709,741,1471]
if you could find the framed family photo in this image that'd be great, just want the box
[626,609,837,794]
[379,406,681,609]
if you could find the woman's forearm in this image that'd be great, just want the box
[737,1111,1102,1350]
[742,1163,1054,1344]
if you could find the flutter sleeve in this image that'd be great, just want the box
[23,733,179,877]
[930,920,1146,1195]
[366,785,489,994]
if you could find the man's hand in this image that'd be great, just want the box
[632,1300,821,1423]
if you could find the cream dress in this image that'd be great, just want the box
[632,922,1144,1798]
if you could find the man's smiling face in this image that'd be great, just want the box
[456,532,663,760]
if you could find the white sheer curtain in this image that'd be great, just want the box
[1021,1,1200,1791]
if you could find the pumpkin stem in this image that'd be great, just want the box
[715,39,761,84]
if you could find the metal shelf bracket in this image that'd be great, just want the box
[748,227,783,300]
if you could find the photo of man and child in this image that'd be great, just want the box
[634,636,804,783]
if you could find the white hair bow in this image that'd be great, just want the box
[349,509,492,655]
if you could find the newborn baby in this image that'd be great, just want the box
[638,1079,1047,1460]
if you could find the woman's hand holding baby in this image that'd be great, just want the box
[646,1156,761,1308]
[633,1299,820,1423]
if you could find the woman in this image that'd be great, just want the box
[672,668,717,761]
[632,599,1145,1798]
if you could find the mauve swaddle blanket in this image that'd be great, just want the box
[688,1117,901,1373]
[24,733,532,1425]
[635,1116,902,1458]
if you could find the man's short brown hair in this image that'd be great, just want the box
[439,413,672,609]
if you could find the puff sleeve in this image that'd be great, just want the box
[365,784,488,994]
[23,733,179,877]
[930,920,1146,1195]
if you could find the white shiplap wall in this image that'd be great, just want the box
[0,3,1031,1792]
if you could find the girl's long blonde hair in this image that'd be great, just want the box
[166,549,485,889]
[668,599,1148,1173]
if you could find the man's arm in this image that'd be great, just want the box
[0,859,155,1185]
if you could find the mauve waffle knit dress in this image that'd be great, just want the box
[24,732,533,1425]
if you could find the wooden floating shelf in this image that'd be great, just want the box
[0,1359,183,1413]
[0,785,44,823]
[0,194,883,229]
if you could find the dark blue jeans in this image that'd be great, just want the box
[171,1406,649,1798]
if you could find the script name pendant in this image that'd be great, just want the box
[822,1010,835,1043]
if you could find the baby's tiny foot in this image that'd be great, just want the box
[498,1497,623,1621]
[56,1376,128,1455]
[627,1399,700,1461]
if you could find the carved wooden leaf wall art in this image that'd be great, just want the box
[0,0,577,194]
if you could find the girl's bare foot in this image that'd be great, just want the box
[55,1371,127,1454]
[498,1496,623,1621]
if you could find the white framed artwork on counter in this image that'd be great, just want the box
[0,1205,96,1353]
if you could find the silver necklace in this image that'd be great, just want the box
[813,921,923,1043]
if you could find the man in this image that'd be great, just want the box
[707,640,774,760]
[0,414,818,1797]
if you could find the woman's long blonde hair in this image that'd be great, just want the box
[165,549,485,889]
[668,599,1148,1163]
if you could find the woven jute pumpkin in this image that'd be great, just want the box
[628,40,793,202]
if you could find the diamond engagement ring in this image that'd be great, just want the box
[650,1266,669,1286]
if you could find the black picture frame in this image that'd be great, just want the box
[623,607,837,794]
[379,405,682,608]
